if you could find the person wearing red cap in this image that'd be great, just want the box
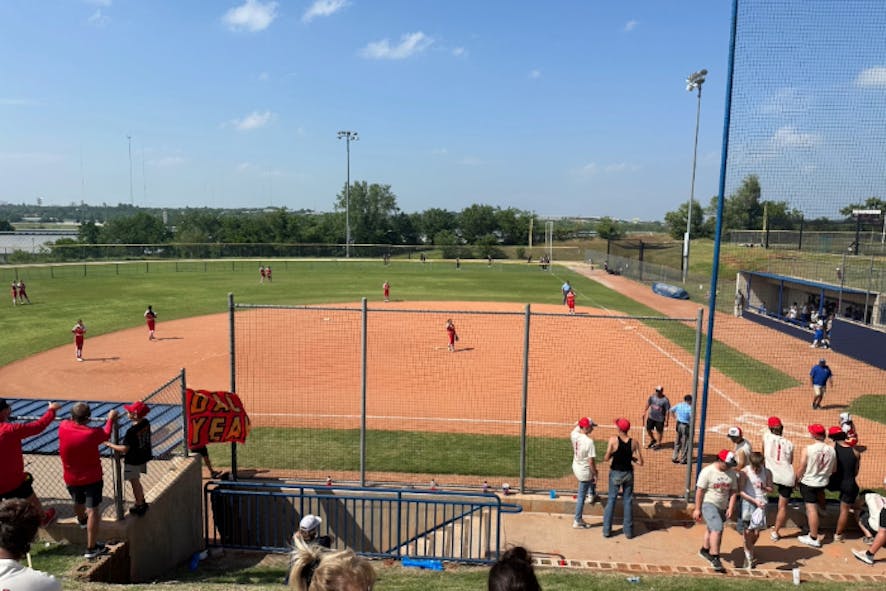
[693,450,739,573]
[761,416,795,541]
[827,425,860,542]
[602,418,643,539]
[570,417,599,529]
[795,424,836,548]
[0,399,61,528]
[144,306,158,340]
[105,401,153,516]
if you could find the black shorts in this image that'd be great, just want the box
[880,507,886,530]
[840,483,860,505]
[66,480,103,508]
[799,482,824,504]
[646,418,664,433]
[0,473,34,501]
[776,484,794,499]
[192,446,209,458]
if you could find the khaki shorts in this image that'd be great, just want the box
[123,463,148,481]
[813,385,826,397]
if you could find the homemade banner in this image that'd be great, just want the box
[186,388,250,448]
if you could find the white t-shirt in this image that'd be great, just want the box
[571,426,596,482]
[799,440,836,488]
[0,559,61,591]
[734,438,752,467]
[762,430,795,487]
[697,464,738,510]
[863,492,886,532]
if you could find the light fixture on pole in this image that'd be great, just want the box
[337,130,359,258]
[127,134,134,205]
[682,68,707,283]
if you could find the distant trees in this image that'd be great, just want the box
[0,219,13,231]
[663,201,710,240]
[595,217,624,240]
[840,197,885,218]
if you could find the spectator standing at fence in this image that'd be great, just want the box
[488,546,541,591]
[828,426,860,542]
[16,281,29,305]
[287,536,375,591]
[761,416,795,542]
[565,288,576,315]
[727,426,752,470]
[0,399,60,527]
[642,386,670,450]
[737,452,772,570]
[71,319,86,362]
[571,417,598,529]
[105,401,152,517]
[445,319,458,353]
[795,423,836,548]
[382,281,390,303]
[144,305,157,340]
[0,498,61,591]
[670,395,692,464]
[693,450,739,573]
[58,403,118,558]
[809,359,833,410]
[853,484,886,565]
[561,280,571,304]
[602,418,643,539]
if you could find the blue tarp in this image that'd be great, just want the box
[652,282,690,300]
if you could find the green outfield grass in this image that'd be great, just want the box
[207,426,606,478]
[0,259,796,394]
[848,394,886,425]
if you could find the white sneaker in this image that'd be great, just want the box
[770,530,780,542]
[852,549,874,565]
[572,520,591,529]
[833,533,844,542]
[798,534,821,548]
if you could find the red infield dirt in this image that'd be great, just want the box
[2,267,883,493]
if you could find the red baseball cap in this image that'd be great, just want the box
[767,417,782,428]
[123,400,150,418]
[827,426,844,438]
[807,423,826,436]
[578,417,596,428]
[615,418,631,432]
[717,449,738,466]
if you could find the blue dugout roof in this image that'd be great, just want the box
[744,271,871,296]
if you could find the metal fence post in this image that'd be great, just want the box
[228,292,238,481]
[360,297,368,487]
[685,308,704,501]
[112,419,125,520]
[180,367,188,457]
[519,304,530,493]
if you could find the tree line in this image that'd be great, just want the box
[663,174,885,239]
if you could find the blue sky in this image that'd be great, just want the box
[5,1,871,220]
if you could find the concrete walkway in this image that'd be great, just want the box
[501,496,885,582]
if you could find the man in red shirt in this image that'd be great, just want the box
[0,398,61,527]
[58,403,118,558]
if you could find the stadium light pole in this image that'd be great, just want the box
[682,68,707,283]
[337,130,359,258]
[127,134,134,205]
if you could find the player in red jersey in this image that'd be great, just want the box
[17,280,30,304]
[72,319,86,361]
[383,281,390,302]
[144,306,157,340]
[445,318,458,352]
[566,288,576,315]
[259,265,266,284]
[265,265,272,282]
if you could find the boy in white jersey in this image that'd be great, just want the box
[737,452,772,569]
[761,416,794,541]
[795,423,836,548]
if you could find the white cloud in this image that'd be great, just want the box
[451,47,466,57]
[578,161,638,177]
[771,126,820,149]
[235,162,255,173]
[760,87,811,115]
[432,147,448,155]
[228,110,275,131]
[529,69,541,79]
[0,98,36,106]
[223,0,278,33]
[360,32,433,60]
[87,9,110,27]
[623,20,638,32]
[854,66,886,88]
[302,0,349,23]
[0,151,63,163]
[84,0,112,6]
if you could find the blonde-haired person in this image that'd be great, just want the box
[736,452,772,569]
[288,536,375,591]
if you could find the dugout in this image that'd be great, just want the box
[737,271,886,370]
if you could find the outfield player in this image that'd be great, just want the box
[16,280,29,304]
[259,265,266,284]
[383,281,390,302]
[565,288,576,314]
[445,319,458,352]
[265,265,272,282]
[71,319,86,362]
[10,281,17,306]
[561,280,571,304]
[144,306,157,340]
